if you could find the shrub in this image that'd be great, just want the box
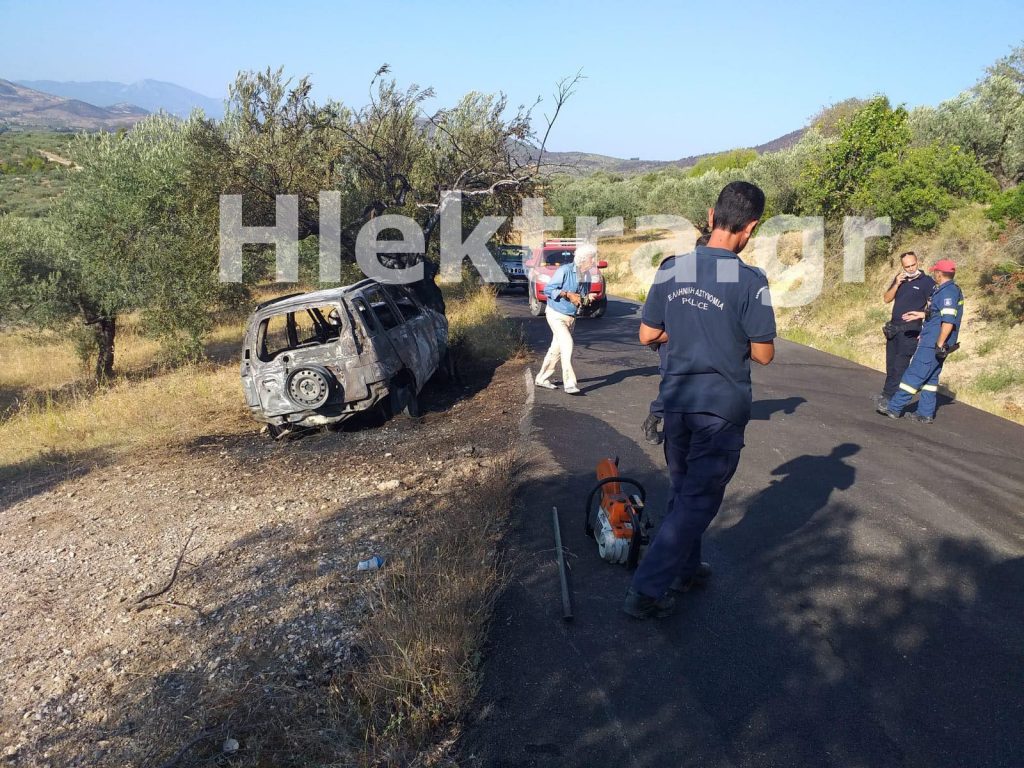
[978,258,1024,322]
[686,149,758,177]
[799,96,912,218]
[986,184,1024,227]
[976,337,998,356]
[853,144,998,231]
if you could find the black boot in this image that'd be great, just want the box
[642,413,663,445]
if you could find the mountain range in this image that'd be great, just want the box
[0,79,148,130]
[535,128,806,175]
[15,78,223,120]
[1,78,803,173]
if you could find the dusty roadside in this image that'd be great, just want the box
[0,359,526,767]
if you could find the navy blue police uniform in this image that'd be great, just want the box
[882,271,934,399]
[649,344,667,418]
[886,279,963,419]
[631,245,776,599]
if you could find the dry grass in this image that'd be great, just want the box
[444,282,525,362]
[114,451,520,768]
[773,207,1024,424]
[0,364,250,468]
[348,453,519,765]
[1,281,524,766]
[596,229,696,301]
[1,281,517,472]
[0,311,253,470]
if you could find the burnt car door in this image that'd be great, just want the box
[355,286,418,384]
[246,303,348,416]
[382,284,441,386]
[361,284,432,389]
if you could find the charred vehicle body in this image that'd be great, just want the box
[240,279,448,435]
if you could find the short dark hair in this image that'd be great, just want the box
[935,270,955,280]
[712,181,766,233]
[900,251,917,262]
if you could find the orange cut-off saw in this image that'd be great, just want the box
[583,457,650,569]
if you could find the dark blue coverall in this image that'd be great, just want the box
[886,280,963,419]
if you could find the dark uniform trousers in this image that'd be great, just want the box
[631,412,745,598]
[882,329,920,398]
[649,345,668,418]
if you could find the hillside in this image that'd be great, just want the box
[0,80,148,130]
[592,207,1024,425]
[16,78,223,120]
[536,128,806,176]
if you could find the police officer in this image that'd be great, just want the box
[642,233,712,445]
[877,259,963,424]
[877,251,934,410]
[624,182,776,619]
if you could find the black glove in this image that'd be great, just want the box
[935,345,948,362]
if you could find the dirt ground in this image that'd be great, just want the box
[0,361,525,767]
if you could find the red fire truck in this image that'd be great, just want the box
[525,238,608,318]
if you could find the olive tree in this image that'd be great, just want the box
[911,45,1024,188]
[0,114,228,381]
[203,67,574,311]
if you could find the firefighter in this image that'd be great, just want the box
[877,259,963,424]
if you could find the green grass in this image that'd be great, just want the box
[976,338,999,356]
[972,368,1024,393]
[0,131,74,217]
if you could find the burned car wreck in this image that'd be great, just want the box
[240,279,448,435]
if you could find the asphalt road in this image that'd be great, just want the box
[458,294,1024,768]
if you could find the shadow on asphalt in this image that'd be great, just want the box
[750,395,807,420]
[463,407,1024,766]
[576,365,659,394]
[597,300,643,319]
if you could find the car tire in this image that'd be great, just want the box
[528,281,546,317]
[285,366,334,409]
[389,375,421,418]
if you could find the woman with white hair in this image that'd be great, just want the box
[535,243,597,395]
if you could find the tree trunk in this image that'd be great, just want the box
[412,257,446,315]
[95,317,116,382]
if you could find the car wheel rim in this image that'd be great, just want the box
[288,370,330,407]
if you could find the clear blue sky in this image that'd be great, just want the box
[1,0,1022,160]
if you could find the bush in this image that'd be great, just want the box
[799,96,912,218]
[986,184,1024,227]
[976,337,998,356]
[546,172,641,230]
[686,149,758,177]
[853,144,998,231]
[978,257,1024,322]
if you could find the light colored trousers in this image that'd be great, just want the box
[536,309,577,388]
